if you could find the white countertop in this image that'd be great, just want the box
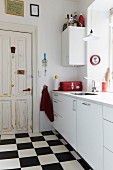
[52,91,113,107]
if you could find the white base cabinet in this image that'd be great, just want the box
[52,93,77,151]
[104,148,113,170]
[103,106,113,170]
[62,26,85,66]
[77,99,103,170]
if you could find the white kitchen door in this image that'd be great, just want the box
[0,30,32,134]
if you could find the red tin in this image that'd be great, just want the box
[59,81,82,91]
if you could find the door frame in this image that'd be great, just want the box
[0,21,39,132]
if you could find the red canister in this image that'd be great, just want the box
[102,81,107,92]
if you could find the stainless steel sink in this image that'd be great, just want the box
[71,92,97,95]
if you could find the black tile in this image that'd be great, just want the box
[20,156,40,168]
[78,159,93,170]
[47,140,63,146]
[15,133,29,138]
[35,147,53,156]
[0,139,16,145]
[0,151,18,160]
[17,142,33,150]
[42,163,63,170]
[65,143,74,151]
[31,136,45,142]
[56,133,63,139]
[41,131,54,136]
[55,152,75,162]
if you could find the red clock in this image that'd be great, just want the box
[90,55,101,66]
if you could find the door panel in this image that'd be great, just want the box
[0,101,11,132]
[15,100,27,131]
[0,36,11,96]
[15,38,27,95]
[0,30,32,133]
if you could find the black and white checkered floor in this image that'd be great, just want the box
[0,131,92,170]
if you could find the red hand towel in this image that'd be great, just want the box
[40,85,54,122]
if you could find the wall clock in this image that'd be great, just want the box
[90,55,101,66]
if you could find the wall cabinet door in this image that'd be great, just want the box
[62,26,85,66]
[77,99,103,170]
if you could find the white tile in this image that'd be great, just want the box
[0,158,20,169]
[21,166,43,170]
[71,151,81,160]
[16,137,31,144]
[1,134,15,139]
[51,145,69,153]
[44,135,59,141]
[18,149,37,158]
[33,141,49,148]
[29,132,42,137]
[0,144,17,152]
[60,139,68,145]
[38,154,59,165]
[61,160,84,170]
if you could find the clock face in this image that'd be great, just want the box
[90,55,101,65]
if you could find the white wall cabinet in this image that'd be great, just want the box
[52,93,77,151]
[77,99,103,170]
[61,26,85,66]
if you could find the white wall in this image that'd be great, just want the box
[0,0,79,132]
[77,0,110,92]
[77,0,92,91]
[87,9,110,91]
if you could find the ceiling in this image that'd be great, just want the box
[93,0,113,11]
[65,0,113,11]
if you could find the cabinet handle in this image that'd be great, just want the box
[54,113,58,117]
[54,100,58,103]
[73,100,76,111]
[54,94,58,96]
[58,113,62,118]
[82,102,91,106]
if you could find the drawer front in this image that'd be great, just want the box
[52,93,63,101]
[104,119,113,152]
[104,147,113,170]
[53,113,62,134]
[103,106,113,122]
[53,99,62,114]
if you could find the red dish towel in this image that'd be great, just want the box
[40,85,54,122]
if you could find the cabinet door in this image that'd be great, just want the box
[77,99,103,170]
[104,147,113,170]
[53,112,63,134]
[62,27,85,66]
[61,95,77,151]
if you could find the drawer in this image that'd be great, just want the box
[104,119,113,152]
[104,147,113,170]
[53,99,62,114]
[103,106,113,122]
[52,93,63,101]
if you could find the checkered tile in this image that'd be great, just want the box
[0,131,92,170]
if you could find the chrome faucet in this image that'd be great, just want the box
[83,77,97,92]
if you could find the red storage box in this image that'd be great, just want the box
[60,81,82,91]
